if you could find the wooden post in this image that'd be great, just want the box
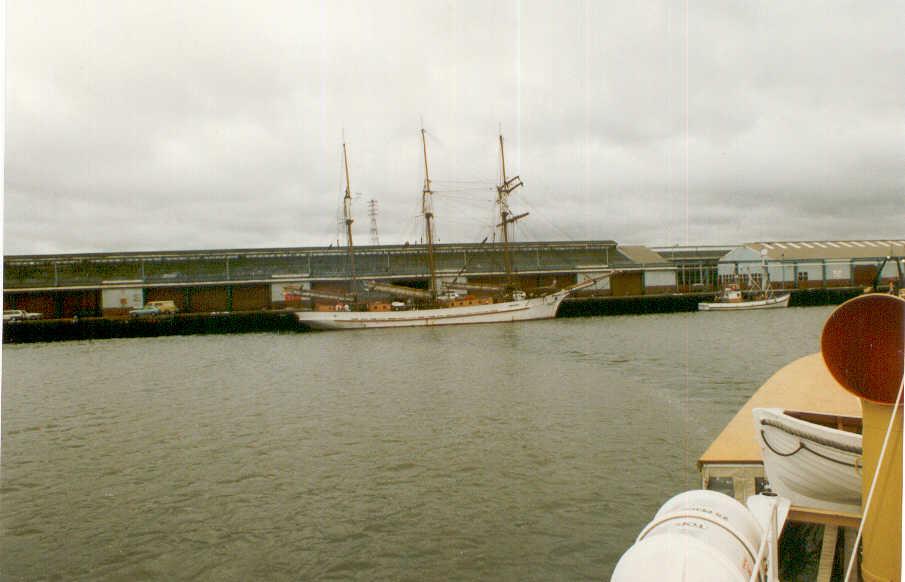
[815,525,838,582]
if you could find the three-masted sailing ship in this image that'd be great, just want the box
[295,130,615,330]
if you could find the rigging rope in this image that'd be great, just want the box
[759,429,862,469]
[516,189,576,241]
[433,179,496,185]
[759,419,863,455]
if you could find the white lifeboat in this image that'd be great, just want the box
[612,490,789,582]
[752,407,862,514]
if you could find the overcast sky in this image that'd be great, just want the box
[5,1,904,255]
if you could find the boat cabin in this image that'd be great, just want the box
[719,284,744,302]
[447,295,493,308]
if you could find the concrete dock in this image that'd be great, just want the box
[2,287,864,344]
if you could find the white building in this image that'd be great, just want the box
[718,240,905,289]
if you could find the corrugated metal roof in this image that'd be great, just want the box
[3,240,619,265]
[617,245,670,265]
[745,240,905,260]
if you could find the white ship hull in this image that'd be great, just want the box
[752,407,862,514]
[698,293,790,311]
[296,291,568,330]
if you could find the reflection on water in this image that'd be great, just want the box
[2,307,833,580]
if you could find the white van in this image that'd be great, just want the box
[145,301,178,314]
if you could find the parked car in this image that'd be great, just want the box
[145,301,178,314]
[129,301,178,318]
[129,305,161,317]
[3,309,43,321]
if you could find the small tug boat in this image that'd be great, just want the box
[697,284,791,311]
[699,249,790,311]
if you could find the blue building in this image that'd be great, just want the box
[717,240,905,290]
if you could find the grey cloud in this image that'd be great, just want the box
[5,0,903,254]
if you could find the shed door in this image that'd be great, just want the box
[611,272,643,296]
[853,265,878,286]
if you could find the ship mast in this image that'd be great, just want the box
[759,248,770,297]
[421,128,438,299]
[342,141,356,296]
[497,134,525,291]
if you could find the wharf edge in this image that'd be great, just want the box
[2,287,863,344]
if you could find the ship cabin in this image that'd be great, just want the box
[719,283,744,302]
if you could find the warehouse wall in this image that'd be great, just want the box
[4,293,57,317]
[611,272,643,296]
[101,288,144,316]
[189,287,229,313]
[577,272,611,291]
[232,285,270,311]
[643,270,677,294]
[146,287,190,311]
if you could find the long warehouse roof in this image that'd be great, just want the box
[3,240,619,265]
[745,240,905,261]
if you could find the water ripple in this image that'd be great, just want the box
[1,307,834,580]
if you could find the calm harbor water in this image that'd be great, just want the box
[2,307,834,580]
